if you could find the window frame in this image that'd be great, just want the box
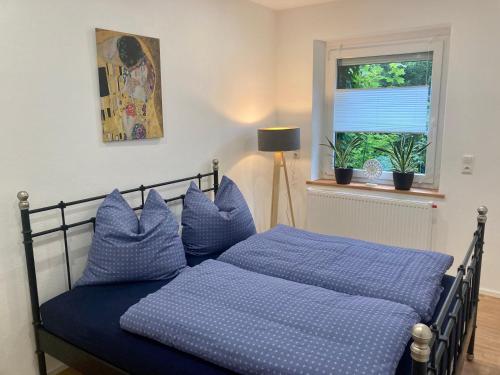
[321,33,448,188]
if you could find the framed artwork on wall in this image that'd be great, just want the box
[96,28,163,142]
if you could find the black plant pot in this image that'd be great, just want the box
[393,172,414,190]
[334,168,354,185]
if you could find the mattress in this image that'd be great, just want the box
[40,272,455,375]
[40,280,231,375]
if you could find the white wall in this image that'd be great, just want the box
[2,0,500,373]
[274,0,500,294]
[0,0,275,373]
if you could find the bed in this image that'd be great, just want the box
[39,267,455,375]
[18,159,488,375]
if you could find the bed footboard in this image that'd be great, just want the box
[411,206,488,375]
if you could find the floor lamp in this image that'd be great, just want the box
[258,127,301,228]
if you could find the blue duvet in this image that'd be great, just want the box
[219,225,453,321]
[121,260,419,375]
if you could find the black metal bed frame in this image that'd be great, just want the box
[410,206,488,375]
[17,160,486,375]
[17,159,219,375]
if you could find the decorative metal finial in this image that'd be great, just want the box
[477,206,488,223]
[212,158,219,171]
[410,324,432,363]
[17,191,30,210]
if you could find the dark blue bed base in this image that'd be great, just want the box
[17,160,488,375]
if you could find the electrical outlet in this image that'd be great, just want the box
[462,154,474,175]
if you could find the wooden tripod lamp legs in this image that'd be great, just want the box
[270,152,296,228]
[270,152,281,228]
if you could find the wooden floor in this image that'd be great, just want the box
[462,295,500,374]
[59,295,500,375]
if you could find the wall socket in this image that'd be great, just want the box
[462,154,474,175]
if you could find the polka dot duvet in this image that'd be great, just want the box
[120,260,419,375]
[219,225,453,322]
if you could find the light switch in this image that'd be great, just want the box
[462,154,474,175]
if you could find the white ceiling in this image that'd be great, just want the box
[249,0,337,10]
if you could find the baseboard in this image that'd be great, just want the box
[480,287,500,299]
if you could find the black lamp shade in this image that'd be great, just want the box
[258,127,300,152]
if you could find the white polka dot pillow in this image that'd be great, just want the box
[75,189,186,287]
[181,176,256,256]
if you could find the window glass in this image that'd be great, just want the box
[334,54,432,173]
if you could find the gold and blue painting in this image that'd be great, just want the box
[96,28,163,142]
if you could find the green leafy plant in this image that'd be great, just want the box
[320,136,364,169]
[374,135,430,173]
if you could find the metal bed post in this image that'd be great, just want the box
[18,191,47,375]
[212,158,219,195]
[59,201,72,289]
[467,206,487,360]
[411,323,433,375]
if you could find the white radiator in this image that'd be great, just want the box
[306,188,434,249]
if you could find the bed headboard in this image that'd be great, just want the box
[17,158,219,329]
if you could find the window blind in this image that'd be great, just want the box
[338,52,433,66]
[333,86,430,133]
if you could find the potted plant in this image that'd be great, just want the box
[375,135,430,190]
[321,136,363,185]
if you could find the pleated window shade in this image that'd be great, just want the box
[333,85,430,134]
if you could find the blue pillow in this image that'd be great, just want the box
[181,176,256,256]
[75,189,186,287]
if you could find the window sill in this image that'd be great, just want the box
[306,179,445,199]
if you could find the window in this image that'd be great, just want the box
[319,32,448,188]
